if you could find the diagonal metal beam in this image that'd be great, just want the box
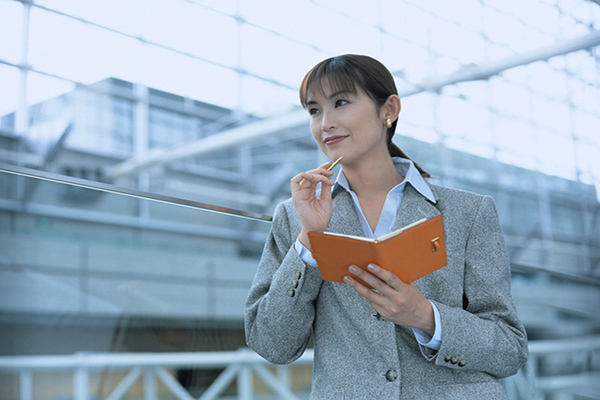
[399,30,600,96]
[106,111,309,179]
[107,31,600,179]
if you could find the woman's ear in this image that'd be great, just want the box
[382,94,401,123]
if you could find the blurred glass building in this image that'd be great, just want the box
[0,0,599,398]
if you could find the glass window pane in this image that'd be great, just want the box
[490,78,531,119]
[36,0,142,36]
[537,132,577,179]
[400,92,435,129]
[239,24,320,88]
[143,0,238,68]
[29,9,141,84]
[26,72,76,109]
[381,2,433,45]
[0,65,20,120]
[528,61,569,100]
[430,22,486,65]
[0,0,22,64]
[239,0,321,43]
[240,75,299,117]
[439,97,492,143]
[143,44,239,110]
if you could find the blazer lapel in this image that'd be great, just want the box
[392,183,441,232]
[327,189,365,237]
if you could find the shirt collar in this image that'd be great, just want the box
[334,157,436,203]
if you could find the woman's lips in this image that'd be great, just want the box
[324,135,348,146]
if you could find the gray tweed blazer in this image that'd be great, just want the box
[245,182,528,399]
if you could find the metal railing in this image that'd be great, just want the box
[0,348,313,400]
[0,163,273,222]
[1,336,599,400]
[503,335,600,400]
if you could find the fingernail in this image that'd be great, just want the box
[368,264,376,271]
[343,276,353,284]
[349,265,358,273]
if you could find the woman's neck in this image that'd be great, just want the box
[343,155,404,200]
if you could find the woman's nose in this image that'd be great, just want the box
[321,111,337,131]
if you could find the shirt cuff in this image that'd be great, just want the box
[413,300,442,351]
[294,238,318,267]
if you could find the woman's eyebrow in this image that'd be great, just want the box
[306,90,352,105]
[328,90,351,99]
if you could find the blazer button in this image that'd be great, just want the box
[295,271,302,279]
[459,359,468,367]
[287,289,296,297]
[385,369,398,382]
[445,354,453,363]
[451,356,459,365]
[373,312,387,321]
[291,279,299,288]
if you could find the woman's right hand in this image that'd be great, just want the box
[291,161,336,250]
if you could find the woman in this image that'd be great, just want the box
[245,54,528,399]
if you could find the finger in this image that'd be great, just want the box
[319,175,334,202]
[307,162,336,179]
[365,263,408,291]
[291,172,313,186]
[291,172,316,189]
[310,166,335,180]
[345,264,391,296]
[291,173,307,191]
[347,265,402,301]
[292,171,334,189]
[319,160,336,170]
[343,273,386,305]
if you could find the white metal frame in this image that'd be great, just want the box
[0,348,313,400]
[1,336,600,400]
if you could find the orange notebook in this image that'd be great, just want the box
[308,215,447,284]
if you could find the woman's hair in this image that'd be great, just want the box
[299,54,430,178]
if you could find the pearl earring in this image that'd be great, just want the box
[386,118,392,128]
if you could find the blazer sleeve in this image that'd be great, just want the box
[244,202,322,364]
[422,195,528,378]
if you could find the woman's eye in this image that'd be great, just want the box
[308,108,320,116]
[335,99,349,107]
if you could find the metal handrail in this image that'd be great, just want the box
[511,262,600,286]
[0,348,314,400]
[1,336,596,372]
[2,162,598,285]
[0,162,273,222]
[0,348,313,371]
[1,337,599,400]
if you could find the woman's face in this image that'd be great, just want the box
[305,79,389,166]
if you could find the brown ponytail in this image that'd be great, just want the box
[387,122,431,178]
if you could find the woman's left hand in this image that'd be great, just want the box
[344,264,435,335]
